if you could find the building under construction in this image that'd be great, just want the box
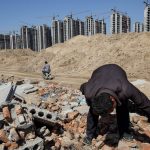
[0,34,21,50]
[0,34,10,49]
[133,22,144,32]
[85,16,94,36]
[9,34,21,49]
[110,9,131,34]
[144,1,150,31]
[30,26,38,51]
[51,19,64,45]
[94,19,106,34]
[36,25,51,52]
[75,19,85,36]
[63,16,77,41]
[20,25,51,51]
[134,22,141,32]
[20,26,31,49]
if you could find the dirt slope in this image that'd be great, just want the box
[0,32,150,80]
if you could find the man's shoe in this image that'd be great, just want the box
[82,136,92,145]
[122,132,134,142]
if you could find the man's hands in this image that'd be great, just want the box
[82,136,92,145]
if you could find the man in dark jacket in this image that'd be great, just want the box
[80,64,150,145]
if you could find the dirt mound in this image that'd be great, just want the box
[0,32,150,79]
[0,49,36,70]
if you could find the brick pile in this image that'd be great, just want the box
[0,81,150,149]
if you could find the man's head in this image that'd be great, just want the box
[92,93,116,116]
[45,61,48,64]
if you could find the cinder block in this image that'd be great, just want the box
[23,104,58,126]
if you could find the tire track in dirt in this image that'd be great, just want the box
[0,68,88,88]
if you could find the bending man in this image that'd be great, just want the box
[80,64,150,145]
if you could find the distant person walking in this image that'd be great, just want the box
[42,61,51,79]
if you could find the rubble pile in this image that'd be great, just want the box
[0,80,150,149]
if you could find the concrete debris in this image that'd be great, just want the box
[37,126,50,137]
[0,75,14,84]
[24,104,58,126]
[18,137,44,150]
[73,105,89,115]
[0,82,16,106]
[0,81,150,149]
[69,102,79,108]
[15,83,38,96]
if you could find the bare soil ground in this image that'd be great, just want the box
[0,32,150,95]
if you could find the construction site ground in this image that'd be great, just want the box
[0,67,88,89]
[0,67,150,97]
[0,32,150,149]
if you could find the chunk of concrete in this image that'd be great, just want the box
[18,137,44,150]
[73,105,89,115]
[15,84,33,96]
[60,109,73,118]
[0,82,15,106]
[24,87,38,94]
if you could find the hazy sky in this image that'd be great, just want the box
[0,0,146,34]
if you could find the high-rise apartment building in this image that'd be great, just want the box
[10,34,21,49]
[0,33,21,50]
[94,19,106,34]
[10,34,15,49]
[141,23,145,32]
[30,26,38,51]
[110,9,131,34]
[36,25,51,52]
[75,19,85,35]
[134,22,141,32]
[37,26,43,52]
[20,26,31,49]
[51,19,64,45]
[63,16,76,41]
[0,34,4,49]
[20,25,51,51]
[133,22,144,33]
[144,3,150,31]
[134,22,140,32]
[85,16,94,36]
[0,34,9,49]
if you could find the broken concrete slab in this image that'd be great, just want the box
[0,82,16,106]
[18,137,44,150]
[24,86,38,94]
[14,83,38,101]
[15,84,34,95]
